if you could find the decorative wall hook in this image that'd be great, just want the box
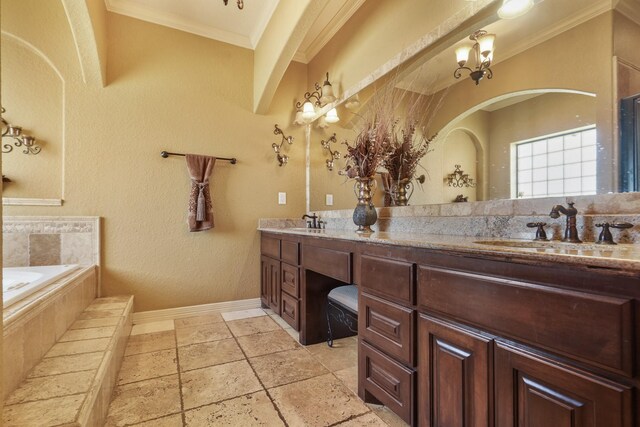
[446,165,476,187]
[272,124,293,167]
[320,133,341,171]
[1,107,41,155]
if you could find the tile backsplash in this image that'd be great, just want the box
[3,216,100,267]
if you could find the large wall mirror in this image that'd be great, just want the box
[308,0,640,212]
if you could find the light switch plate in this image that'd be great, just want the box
[326,194,334,206]
[278,192,287,205]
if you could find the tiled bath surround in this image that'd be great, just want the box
[3,216,100,267]
[265,193,640,243]
[3,267,98,401]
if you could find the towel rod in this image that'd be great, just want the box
[160,151,237,164]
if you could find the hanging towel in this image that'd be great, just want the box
[186,154,216,232]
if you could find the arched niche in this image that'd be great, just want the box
[2,32,65,205]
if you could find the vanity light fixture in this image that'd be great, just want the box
[320,133,341,171]
[325,108,340,124]
[453,30,495,85]
[446,165,476,188]
[497,0,534,19]
[223,0,244,9]
[272,124,293,167]
[1,107,41,155]
[295,73,337,123]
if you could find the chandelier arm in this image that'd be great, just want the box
[485,68,493,80]
[453,66,473,79]
[3,144,14,153]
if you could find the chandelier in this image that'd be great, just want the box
[223,0,243,9]
[453,30,495,85]
[1,107,41,155]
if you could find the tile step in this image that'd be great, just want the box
[2,295,134,426]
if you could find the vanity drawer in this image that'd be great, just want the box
[280,291,299,330]
[281,263,299,298]
[261,236,280,259]
[281,240,300,265]
[360,292,414,366]
[360,255,414,305]
[418,266,634,376]
[302,245,351,283]
[360,341,414,425]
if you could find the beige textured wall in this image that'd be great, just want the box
[2,0,308,311]
[308,0,478,93]
[1,36,64,199]
[488,93,597,199]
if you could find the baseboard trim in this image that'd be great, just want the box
[132,298,262,324]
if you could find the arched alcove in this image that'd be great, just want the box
[2,33,65,203]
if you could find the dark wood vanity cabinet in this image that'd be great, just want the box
[261,231,639,426]
[418,314,493,427]
[260,234,301,328]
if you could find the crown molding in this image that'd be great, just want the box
[294,0,366,64]
[615,0,640,26]
[105,0,253,49]
[249,0,280,48]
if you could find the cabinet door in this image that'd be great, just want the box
[260,256,270,307]
[418,314,492,427]
[495,342,632,427]
[268,257,280,314]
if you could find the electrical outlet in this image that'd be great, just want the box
[326,194,334,206]
[278,192,287,205]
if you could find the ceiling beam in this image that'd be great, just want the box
[253,0,326,114]
[61,0,107,87]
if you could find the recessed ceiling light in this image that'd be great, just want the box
[497,0,534,19]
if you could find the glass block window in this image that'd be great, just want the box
[512,126,597,199]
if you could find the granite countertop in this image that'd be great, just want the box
[258,227,640,273]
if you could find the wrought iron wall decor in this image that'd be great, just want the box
[446,164,476,187]
[272,124,293,167]
[320,133,341,171]
[223,0,243,9]
[1,107,41,155]
[454,30,495,85]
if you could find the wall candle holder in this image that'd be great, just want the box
[320,133,341,171]
[272,124,293,167]
[446,164,476,187]
[1,107,42,155]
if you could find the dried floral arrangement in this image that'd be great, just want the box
[384,87,446,182]
[340,72,447,182]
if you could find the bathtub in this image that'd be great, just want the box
[3,264,81,307]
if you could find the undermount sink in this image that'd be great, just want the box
[474,240,630,251]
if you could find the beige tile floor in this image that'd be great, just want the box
[105,309,408,426]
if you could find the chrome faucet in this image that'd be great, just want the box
[302,213,319,229]
[549,202,582,243]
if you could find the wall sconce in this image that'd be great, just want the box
[454,30,495,85]
[272,124,293,167]
[1,107,41,155]
[294,73,338,124]
[320,133,341,171]
[446,165,476,187]
[344,94,360,111]
[223,0,244,9]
